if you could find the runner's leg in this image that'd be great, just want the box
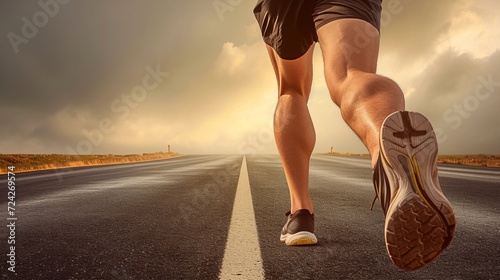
[266,44,316,214]
[317,19,405,167]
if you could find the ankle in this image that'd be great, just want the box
[370,149,380,169]
[291,205,314,215]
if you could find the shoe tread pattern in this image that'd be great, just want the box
[381,111,456,271]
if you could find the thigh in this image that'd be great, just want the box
[313,0,382,103]
[318,18,380,76]
[266,44,315,100]
[317,18,381,103]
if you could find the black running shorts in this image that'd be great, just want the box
[253,0,382,60]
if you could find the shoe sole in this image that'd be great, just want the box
[380,111,456,271]
[280,231,318,246]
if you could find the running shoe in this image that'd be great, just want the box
[280,209,317,246]
[372,111,456,271]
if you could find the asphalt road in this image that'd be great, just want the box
[0,155,499,279]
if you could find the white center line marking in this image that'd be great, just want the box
[219,156,264,279]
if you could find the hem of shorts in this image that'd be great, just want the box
[315,15,381,33]
[262,38,315,61]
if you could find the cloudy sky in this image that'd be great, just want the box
[0,0,499,155]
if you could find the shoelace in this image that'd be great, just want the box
[370,195,378,211]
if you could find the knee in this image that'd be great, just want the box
[278,87,310,101]
[277,75,313,100]
[334,72,403,120]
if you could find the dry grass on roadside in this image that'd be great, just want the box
[323,152,500,168]
[0,152,180,174]
[437,154,500,168]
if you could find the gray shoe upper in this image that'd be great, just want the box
[281,209,315,235]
